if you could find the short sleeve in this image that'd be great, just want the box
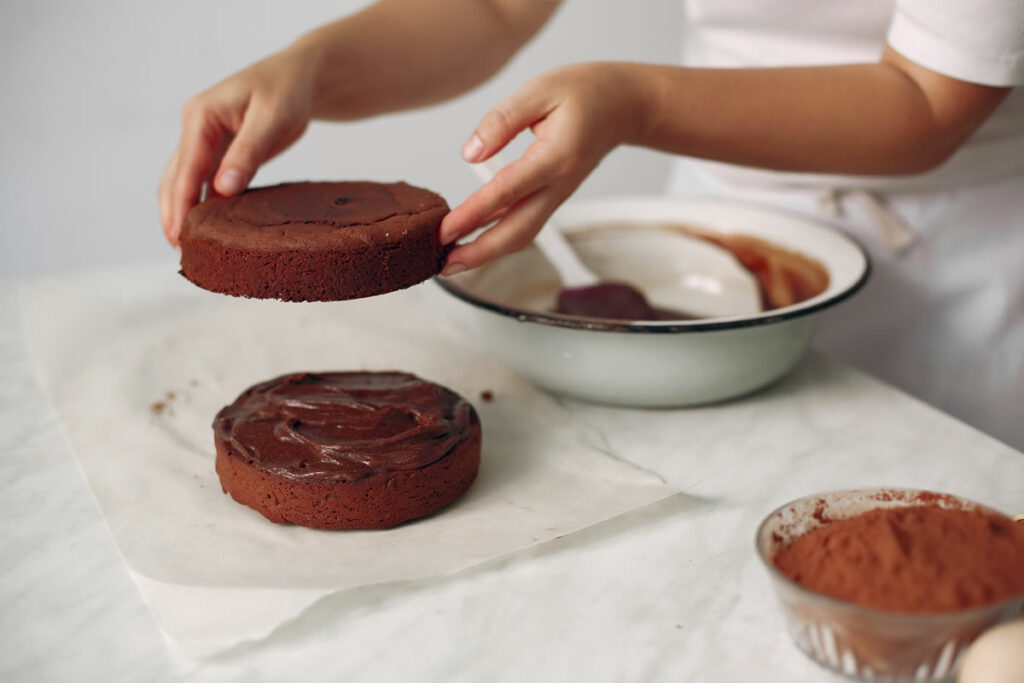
[887,0,1024,86]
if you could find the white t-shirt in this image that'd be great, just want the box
[668,0,1024,449]
[677,0,1024,192]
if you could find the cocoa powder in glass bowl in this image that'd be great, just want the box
[756,489,1024,681]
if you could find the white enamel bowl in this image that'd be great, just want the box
[435,196,869,407]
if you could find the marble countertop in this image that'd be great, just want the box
[2,275,1022,683]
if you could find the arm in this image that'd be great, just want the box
[440,49,1009,272]
[159,0,557,244]
[303,0,557,121]
[632,47,1009,175]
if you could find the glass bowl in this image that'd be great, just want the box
[756,488,1024,682]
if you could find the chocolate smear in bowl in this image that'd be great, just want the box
[669,226,830,311]
[556,224,831,321]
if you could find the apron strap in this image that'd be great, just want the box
[819,188,917,253]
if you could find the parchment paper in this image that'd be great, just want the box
[18,263,676,660]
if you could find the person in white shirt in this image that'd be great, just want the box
[158,0,1024,448]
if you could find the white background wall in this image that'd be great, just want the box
[0,1,684,278]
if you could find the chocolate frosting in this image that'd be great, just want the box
[184,181,448,250]
[214,372,475,482]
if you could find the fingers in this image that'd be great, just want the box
[443,187,561,274]
[440,147,558,245]
[158,47,316,247]
[164,99,225,245]
[160,94,304,246]
[214,97,300,196]
[158,149,179,245]
[461,83,551,163]
[443,74,573,252]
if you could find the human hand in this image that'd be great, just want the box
[439,62,645,274]
[158,45,317,246]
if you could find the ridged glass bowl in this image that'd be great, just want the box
[756,489,1024,682]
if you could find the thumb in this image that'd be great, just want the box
[462,86,550,163]
[213,101,286,196]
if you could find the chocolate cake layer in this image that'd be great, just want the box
[214,371,481,529]
[180,181,449,301]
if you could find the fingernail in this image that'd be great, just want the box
[440,229,459,246]
[461,135,484,162]
[443,263,467,277]
[218,169,245,195]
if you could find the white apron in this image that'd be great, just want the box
[667,0,1024,449]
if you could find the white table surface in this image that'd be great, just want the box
[2,272,1022,683]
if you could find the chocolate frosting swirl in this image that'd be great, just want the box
[214,372,475,482]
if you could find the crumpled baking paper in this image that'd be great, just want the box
[18,263,676,660]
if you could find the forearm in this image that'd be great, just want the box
[626,52,1008,175]
[438,49,1009,271]
[294,0,557,121]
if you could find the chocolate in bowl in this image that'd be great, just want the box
[756,489,1024,682]
[665,224,830,311]
[559,222,832,319]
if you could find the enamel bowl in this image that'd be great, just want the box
[435,195,869,407]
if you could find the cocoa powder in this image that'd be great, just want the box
[773,504,1024,613]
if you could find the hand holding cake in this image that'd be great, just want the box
[438,62,645,274]
[158,46,316,246]
[158,0,557,249]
